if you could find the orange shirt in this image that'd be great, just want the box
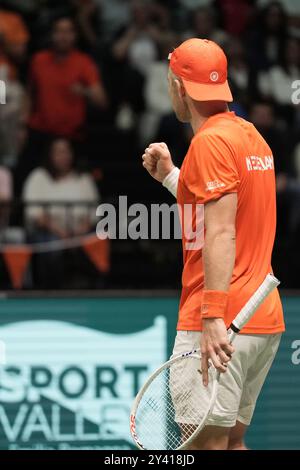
[29,50,100,138]
[177,111,284,334]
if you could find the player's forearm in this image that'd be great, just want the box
[203,226,236,292]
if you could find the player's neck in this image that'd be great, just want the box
[190,101,229,134]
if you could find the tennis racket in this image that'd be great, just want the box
[130,273,280,450]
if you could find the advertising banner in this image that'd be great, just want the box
[0,296,299,450]
[0,297,176,450]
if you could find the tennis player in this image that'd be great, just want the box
[142,39,285,450]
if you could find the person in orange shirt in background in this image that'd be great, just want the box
[28,16,108,140]
[142,39,284,450]
[16,16,108,194]
[0,8,29,80]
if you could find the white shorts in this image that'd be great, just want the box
[171,331,281,428]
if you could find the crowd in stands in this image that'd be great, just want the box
[0,0,299,289]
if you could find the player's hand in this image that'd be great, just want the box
[201,318,235,386]
[142,142,175,183]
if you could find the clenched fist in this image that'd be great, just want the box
[142,142,175,183]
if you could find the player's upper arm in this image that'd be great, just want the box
[204,193,237,235]
[185,133,240,205]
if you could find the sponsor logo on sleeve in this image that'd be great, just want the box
[205,180,226,192]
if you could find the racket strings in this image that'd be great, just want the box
[134,355,216,449]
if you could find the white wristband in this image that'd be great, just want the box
[162,167,180,198]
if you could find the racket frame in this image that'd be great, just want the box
[130,349,219,450]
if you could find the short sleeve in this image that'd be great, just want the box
[80,55,100,86]
[184,133,240,204]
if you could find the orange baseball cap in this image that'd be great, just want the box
[169,38,233,102]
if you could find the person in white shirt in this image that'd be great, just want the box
[23,138,99,239]
[257,0,300,17]
[258,37,300,124]
[22,138,99,287]
[141,37,178,144]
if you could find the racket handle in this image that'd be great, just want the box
[230,274,280,333]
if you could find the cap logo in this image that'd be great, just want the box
[210,71,219,82]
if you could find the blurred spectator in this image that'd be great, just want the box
[29,16,107,139]
[250,101,300,249]
[0,166,23,283]
[143,32,191,164]
[249,101,291,175]
[0,7,29,68]
[214,0,254,37]
[22,138,99,287]
[73,0,100,49]
[112,1,168,77]
[183,6,229,47]
[23,138,99,237]
[226,38,257,111]
[110,0,174,129]
[0,166,12,232]
[0,7,28,168]
[0,166,12,199]
[0,72,26,167]
[247,1,288,70]
[0,37,18,81]
[258,37,300,125]
[19,0,76,51]
[16,16,108,191]
[94,0,131,42]
[142,36,178,144]
[257,0,300,18]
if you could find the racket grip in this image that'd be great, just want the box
[230,274,280,333]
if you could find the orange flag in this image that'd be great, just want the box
[2,245,32,289]
[82,235,110,273]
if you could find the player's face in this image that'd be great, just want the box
[168,69,191,123]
